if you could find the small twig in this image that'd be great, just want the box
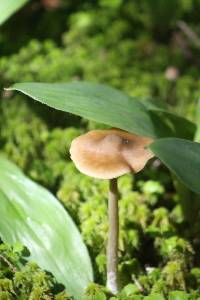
[132,274,144,292]
[0,254,17,272]
[177,20,200,49]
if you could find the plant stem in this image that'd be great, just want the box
[106,178,119,295]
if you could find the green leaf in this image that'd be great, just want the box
[139,97,167,110]
[0,157,93,300]
[140,98,196,140]
[160,111,195,140]
[0,0,29,26]
[8,82,195,139]
[6,82,163,139]
[149,110,195,140]
[150,138,200,194]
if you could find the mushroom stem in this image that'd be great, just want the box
[107,178,119,295]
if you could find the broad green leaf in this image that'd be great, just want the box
[149,110,195,140]
[161,111,195,140]
[140,98,196,140]
[150,138,200,194]
[139,97,167,110]
[0,157,93,300]
[7,82,163,139]
[0,0,29,26]
[8,82,195,139]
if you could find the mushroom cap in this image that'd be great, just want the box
[70,129,154,179]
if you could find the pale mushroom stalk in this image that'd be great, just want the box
[70,129,154,295]
[107,178,119,294]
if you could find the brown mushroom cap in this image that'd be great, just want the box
[70,129,154,179]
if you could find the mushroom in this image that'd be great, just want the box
[70,128,154,294]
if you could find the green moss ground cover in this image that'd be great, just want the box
[1,1,200,298]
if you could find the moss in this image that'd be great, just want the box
[0,4,200,121]
[1,1,200,298]
[0,243,72,299]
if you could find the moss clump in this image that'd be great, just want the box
[0,95,83,190]
[1,3,200,121]
[84,282,200,299]
[0,242,72,299]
